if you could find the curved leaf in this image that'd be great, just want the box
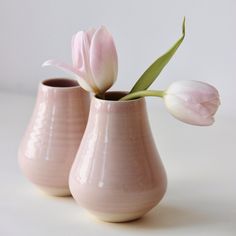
[130,17,185,93]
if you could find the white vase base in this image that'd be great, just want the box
[37,185,71,197]
[88,210,147,223]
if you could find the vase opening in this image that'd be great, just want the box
[42,78,79,88]
[96,91,141,101]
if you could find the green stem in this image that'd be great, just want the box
[119,90,165,101]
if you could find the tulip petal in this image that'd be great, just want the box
[164,94,214,126]
[90,26,118,93]
[167,80,220,104]
[86,28,96,45]
[71,32,85,69]
[201,98,220,116]
[164,80,220,126]
[42,59,94,92]
[72,31,99,92]
[80,32,100,91]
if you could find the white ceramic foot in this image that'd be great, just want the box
[37,185,71,197]
[88,210,148,223]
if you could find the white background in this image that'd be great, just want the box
[1,0,236,114]
[0,0,236,235]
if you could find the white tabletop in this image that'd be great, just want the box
[0,91,235,236]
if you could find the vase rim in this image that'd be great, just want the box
[94,91,144,104]
[41,78,81,89]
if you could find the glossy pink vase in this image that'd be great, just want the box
[69,92,167,222]
[18,78,90,196]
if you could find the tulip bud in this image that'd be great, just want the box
[43,26,118,95]
[164,80,220,126]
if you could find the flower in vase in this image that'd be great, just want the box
[163,80,220,126]
[43,26,118,95]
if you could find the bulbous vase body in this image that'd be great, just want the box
[69,92,167,222]
[18,78,90,196]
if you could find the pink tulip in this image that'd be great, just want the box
[43,26,118,95]
[164,80,220,126]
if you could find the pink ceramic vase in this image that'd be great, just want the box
[69,91,167,222]
[18,78,90,196]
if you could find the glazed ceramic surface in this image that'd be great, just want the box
[18,78,90,196]
[69,92,167,222]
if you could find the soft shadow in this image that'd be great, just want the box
[22,184,219,230]
[105,204,217,230]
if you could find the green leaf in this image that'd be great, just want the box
[130,17,186,93]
